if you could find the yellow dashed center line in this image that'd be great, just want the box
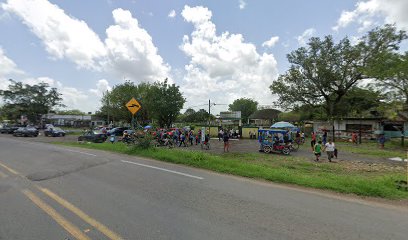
[22,189,91,240]
[0,161,20,175]
[38,187,123,240]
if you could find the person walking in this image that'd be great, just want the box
[313,141,322,162]
[223,131,230,152]
[179,132,186,147]
[323,139,335,162]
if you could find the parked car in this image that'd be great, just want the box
[0,125,20,134]
[13,127,39,137]
[107,127,129,136]
[78,131,107,143]
[44,127,66,137]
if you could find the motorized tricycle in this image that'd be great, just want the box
[258,129,291,155]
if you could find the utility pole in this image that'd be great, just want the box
[208,99,211,137]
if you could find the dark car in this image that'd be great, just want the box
[0,125,20,134]
[13,127,39,137]
[44,127,66,137]
[78,131,107,143]
[107,127,129,136]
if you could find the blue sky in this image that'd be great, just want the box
[0,0,407,114]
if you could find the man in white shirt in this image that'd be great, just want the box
[323,139,335,162]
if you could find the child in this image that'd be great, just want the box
[314,141,322,162]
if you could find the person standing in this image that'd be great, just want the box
[218,129,223,141]
[323,139,335,162]
[351,132,358,144]
[311,132,316,151]
[313,141,322,162]
[322,130,328,145]
[378,134,385,149]
[223,131,230,152]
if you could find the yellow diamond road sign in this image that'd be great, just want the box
[126,98,141,115]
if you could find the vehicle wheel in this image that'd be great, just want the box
[263,145,272,153]
[282,147,291,155]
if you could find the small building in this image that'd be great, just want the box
[248,109,281,127]
[313,116,407,139]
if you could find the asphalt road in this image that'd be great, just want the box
[0,135,407,240]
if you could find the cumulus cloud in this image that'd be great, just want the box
[239,0,246,10]
[2,0,106,69]
[180,5,279,112]
[0,47,24,89]
[333,0,408,31]
[2,0,171,84]
[104,8,170,83]
[89,79,112,97]
[168,9,176,18]
[262,36,279,48]
[296,28,316,46]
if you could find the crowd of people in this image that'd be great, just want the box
[153,128,209,148]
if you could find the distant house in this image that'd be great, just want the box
[313,114,407,139]
[248,109,281,127]
[42,114,106,128]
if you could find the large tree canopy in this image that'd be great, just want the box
[99,79,185,128]
[365,51,408,105]
[228,98,258,123]
[270,24,406,119]
[0,80,63,123]
[145,79,185,128]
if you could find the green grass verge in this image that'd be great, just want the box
[56,142,408,199]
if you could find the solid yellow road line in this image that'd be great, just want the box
[22,189,91,240]
[0,161,20,175]
[0,170,8,178]
[38,187,123,240]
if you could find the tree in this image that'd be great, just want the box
[144,79,185,128]
[0,80,63,123]
[270,25,406,119]
[335,87,384,117]
[228,98,258,123]
[100,81,151,124]
[366,51,408,105]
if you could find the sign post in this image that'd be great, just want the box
[126,98,142,129]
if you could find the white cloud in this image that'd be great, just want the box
[180,5,279,113]
[168,9,176,18]
[333,0,408,31]
[296,28,316,46]
[239,0,246,10]
[262,36,279,48]
[0,47,24,89]
[104,8,171,83]
[3,1,171,84]
[89,79,112,97]
[2,0,107,69]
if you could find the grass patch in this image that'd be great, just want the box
[56,142,408,199]
[335,141,407,159]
